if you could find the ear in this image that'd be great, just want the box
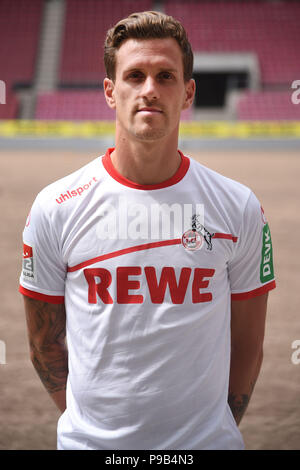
[182,78,195,111]
[103,78,116,109]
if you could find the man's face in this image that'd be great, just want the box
[104,37,195,142]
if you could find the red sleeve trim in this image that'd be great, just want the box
[19,285,65,304]
[231,280,276,301]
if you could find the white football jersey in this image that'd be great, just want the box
[19,148,275,450]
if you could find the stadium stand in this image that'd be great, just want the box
[38,0,193,120]
[0,0,44,88]
[59,0,153,87]
[35,90,115,120]
[164,0,300,86]
[237,90,300,121]
[0,0,299,123]
[53,0,300,121]
[0,89,19,120]
[0,0,44,118]
[35,89,193,121]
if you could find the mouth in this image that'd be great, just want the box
[137,107,163,114]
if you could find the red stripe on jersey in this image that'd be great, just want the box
[231,280,276,301]
[19,285,65,304]
[68,239,182,272]
[213,233,238,242]
[102,148,190,190]
[67,234,239,273]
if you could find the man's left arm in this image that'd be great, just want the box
[228,292,269,425]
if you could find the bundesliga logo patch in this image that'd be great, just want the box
[22,243,36,281]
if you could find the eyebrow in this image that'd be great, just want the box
[123,67,179,75]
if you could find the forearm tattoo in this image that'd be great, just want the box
[25,298,68,395]
[228,393,250,425]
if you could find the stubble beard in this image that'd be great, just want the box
[131,112,169,142]
[134,127,167,141]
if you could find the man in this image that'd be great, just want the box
[20,11,276,450]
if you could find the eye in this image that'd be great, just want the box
[159,71,174,80]
[127,71,144,81]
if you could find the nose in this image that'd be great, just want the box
[141,76,159,101]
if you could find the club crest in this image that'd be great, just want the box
[182,214,214,251]
[182,229,203,251]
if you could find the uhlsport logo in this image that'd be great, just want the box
[55,177,98,204]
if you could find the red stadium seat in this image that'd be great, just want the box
[59,0,153,86]
[164,0,300,86]
[0,0,44,88]
[35,90,195,121]
[237,90,300,121]
[35,90,115,120]
[0,87,19,119]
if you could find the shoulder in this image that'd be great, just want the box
[186,155,254,212]
[34,155,104,214]
[188,156,251,195]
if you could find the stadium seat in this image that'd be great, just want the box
[164,0,300,86]
[0,88,19,119]
[59,0,153,86]
[35,89,195,121]
[237,90,300,120]
[0,0,44,88]
[35,90,115,120]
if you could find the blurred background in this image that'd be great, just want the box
[0,0,300,144]
[0,0,299,450]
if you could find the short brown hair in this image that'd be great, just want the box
[104,11,193,82]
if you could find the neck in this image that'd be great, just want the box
[110,130,181,185]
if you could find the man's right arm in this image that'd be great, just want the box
[23,296,68,413]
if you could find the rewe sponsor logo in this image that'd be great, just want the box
[96,198,205,241]
[260,224,274,283]
[84,266,215,305]
[56,177,97,204]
